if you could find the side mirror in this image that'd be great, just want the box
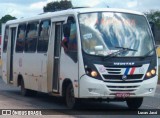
[155,45,159,49]
[63,23,71,37]
[156,45,160,58]
[149,21,155,37]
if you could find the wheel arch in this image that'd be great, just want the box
[17,74,23,87]
[62,78,73,97]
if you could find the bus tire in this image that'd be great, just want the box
[66,83,77,109]
[20,79,30,96]
[28,90,37,96]
[126,97,143,109]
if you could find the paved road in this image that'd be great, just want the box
[0,78,159,118]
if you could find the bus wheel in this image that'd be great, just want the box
[29,90,37,96]
[66,83,77,109]
[126,97,143,109]
[20,79,29,96]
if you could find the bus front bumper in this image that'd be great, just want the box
[79,75,158,98]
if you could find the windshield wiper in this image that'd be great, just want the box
[103,46,137,60]
[141,46,158,58]
[115,46,137,52]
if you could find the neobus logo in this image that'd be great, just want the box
[114,62,135,66]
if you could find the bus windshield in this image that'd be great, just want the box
[79,12,154,57]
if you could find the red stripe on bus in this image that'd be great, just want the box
[130,67,136,75]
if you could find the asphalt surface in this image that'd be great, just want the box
[0,77,159,118]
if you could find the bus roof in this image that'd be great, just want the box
[6,8,144,25]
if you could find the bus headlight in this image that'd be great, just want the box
[146,72,151,77]
[85,65,99,78]
[91,71,98,77]
[151,69,156,75]
[146,69,156,78]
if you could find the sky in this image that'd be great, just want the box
[0,0,160,19]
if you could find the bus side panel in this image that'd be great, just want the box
[13,53,48,92]
[2,53,7,84]
[13,54,31,89]
[59,49,79,98]
[1,24,5,82]
[1,25,6,83]
[1,25,7,83]
[39,54,48,93]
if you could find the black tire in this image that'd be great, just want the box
[66,83,77,109]
[20,79,30,96]
[126,97,143,109]
[28,90,37,96]
[20,79,37,96]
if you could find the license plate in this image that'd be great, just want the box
[115,93,130,98]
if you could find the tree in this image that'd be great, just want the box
[0,14,16,34]
[145,10,160,44]
[43,0,73,12]
[145,10,160,29]
[1,15,16,23]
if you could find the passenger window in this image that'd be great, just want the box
[68,23,77,51]
[25,22,38,52]
[62,16,78,63]
[16,24,26,52]
[3,26,9,52]
[62,17,77,52]
[37,20,50,52]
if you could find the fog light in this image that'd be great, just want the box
[151,69,156,75]
[146,72,151,77]
[91,71,98,77]
[88,88,96,92]
[149,88,154,92]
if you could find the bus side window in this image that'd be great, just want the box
[62,17,77,52]
[25,22,39,52]
[16,24,26,52]
[62,16,78,63]
[37,20,50,52]
[3,26,9,53]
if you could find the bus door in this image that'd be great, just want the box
[7,26,17,83]
[52,22,63,92]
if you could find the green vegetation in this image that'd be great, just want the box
[0,15,16,34]
[145,10,160,29]
[43,0,73,12]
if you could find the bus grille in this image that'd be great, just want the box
[106,85,140,92]
[103,74,143,83]
[102,67,144,83]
